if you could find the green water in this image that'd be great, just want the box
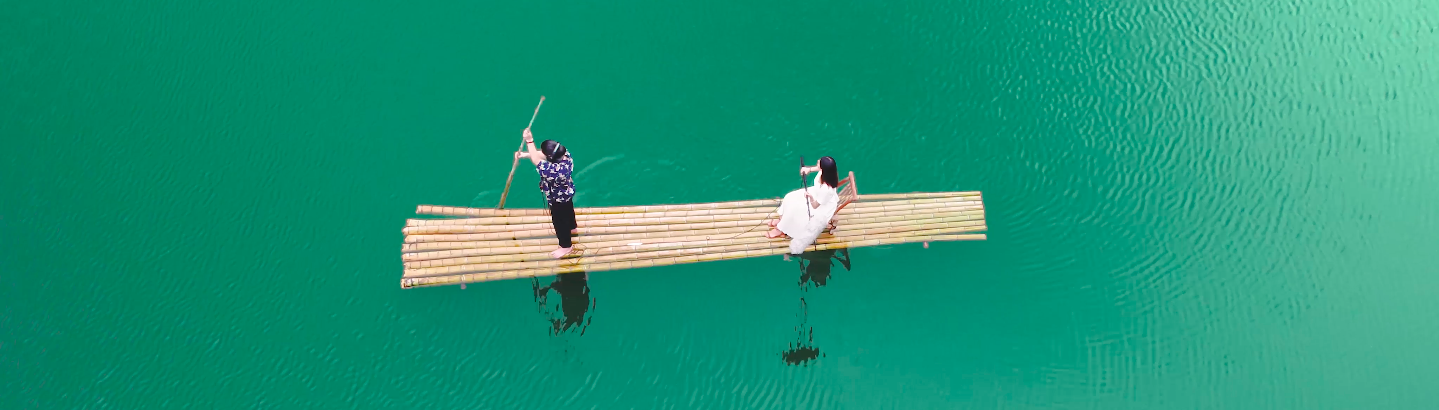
[4,0,1439,408]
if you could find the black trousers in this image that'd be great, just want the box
[549,200,577,248]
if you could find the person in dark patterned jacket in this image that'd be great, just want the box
[517,128,578,258]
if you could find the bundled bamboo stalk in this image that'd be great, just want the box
[406,205,778,227]
[403,224,763,253]
[401,233,986,288]
[407,233,775,269]
[401,175,988,289]
[855,191,982,201]
[416,198,783,217]
[405,196,981,227]
[404,225,986,278]
[401,200,983,235]
[403,218,987,267]
[404,219,753,243]
[402,207,983,244]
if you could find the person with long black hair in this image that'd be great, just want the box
[767,156,840,254]
[516,128,578,259]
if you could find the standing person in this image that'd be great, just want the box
[766,156,841,254]
[515,128,577,258]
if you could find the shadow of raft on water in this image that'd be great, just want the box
[532,272,594,336]
[782,249,851,366]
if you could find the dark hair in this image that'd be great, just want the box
[540,140,567,163]
[819,156,839,188]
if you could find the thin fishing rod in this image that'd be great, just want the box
[800,156,812,218]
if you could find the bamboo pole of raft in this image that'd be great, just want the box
[404,200,982,236]
[401,233,986,288]
[404,215,986,264]
[401,215,988,261]
[404,205,782,232]
[404,225,986,278]
[401,200,983,234]
[404,224,761,252]
[405,214,984,261]
[405,207,984,246]
[402,208,984,249]
[410,196,978,226]
[406,205,778,227]
[402,207,985,243]
[855,191,983,201]
[405,196,982,227]
[404,226,987,277]
[403,205,986,246]
[408,204,978,238]
[400,210,987,253]
[413,191,984,217]
[405,219,989,269]
[417,198,784,217]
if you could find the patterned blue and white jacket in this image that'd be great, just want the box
[536,153,575,204]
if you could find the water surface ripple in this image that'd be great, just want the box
[3,0,1439,408]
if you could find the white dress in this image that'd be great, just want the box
[775,170,840,254]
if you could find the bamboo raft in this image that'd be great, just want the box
[399,172,986,289]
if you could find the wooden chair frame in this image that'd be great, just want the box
[826,171,858,232]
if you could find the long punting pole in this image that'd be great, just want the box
[497,96,546,209]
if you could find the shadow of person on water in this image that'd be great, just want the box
[796,249,851,289]
[782,249,851,366]
[532,272,594,336]
[782,298,824,366]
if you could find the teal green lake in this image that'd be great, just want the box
[4,0,1439,408]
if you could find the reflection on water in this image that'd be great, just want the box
[782,249,850,365]
[783,299,822,366]
[532,272,594,335]
[797,249,852,289]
